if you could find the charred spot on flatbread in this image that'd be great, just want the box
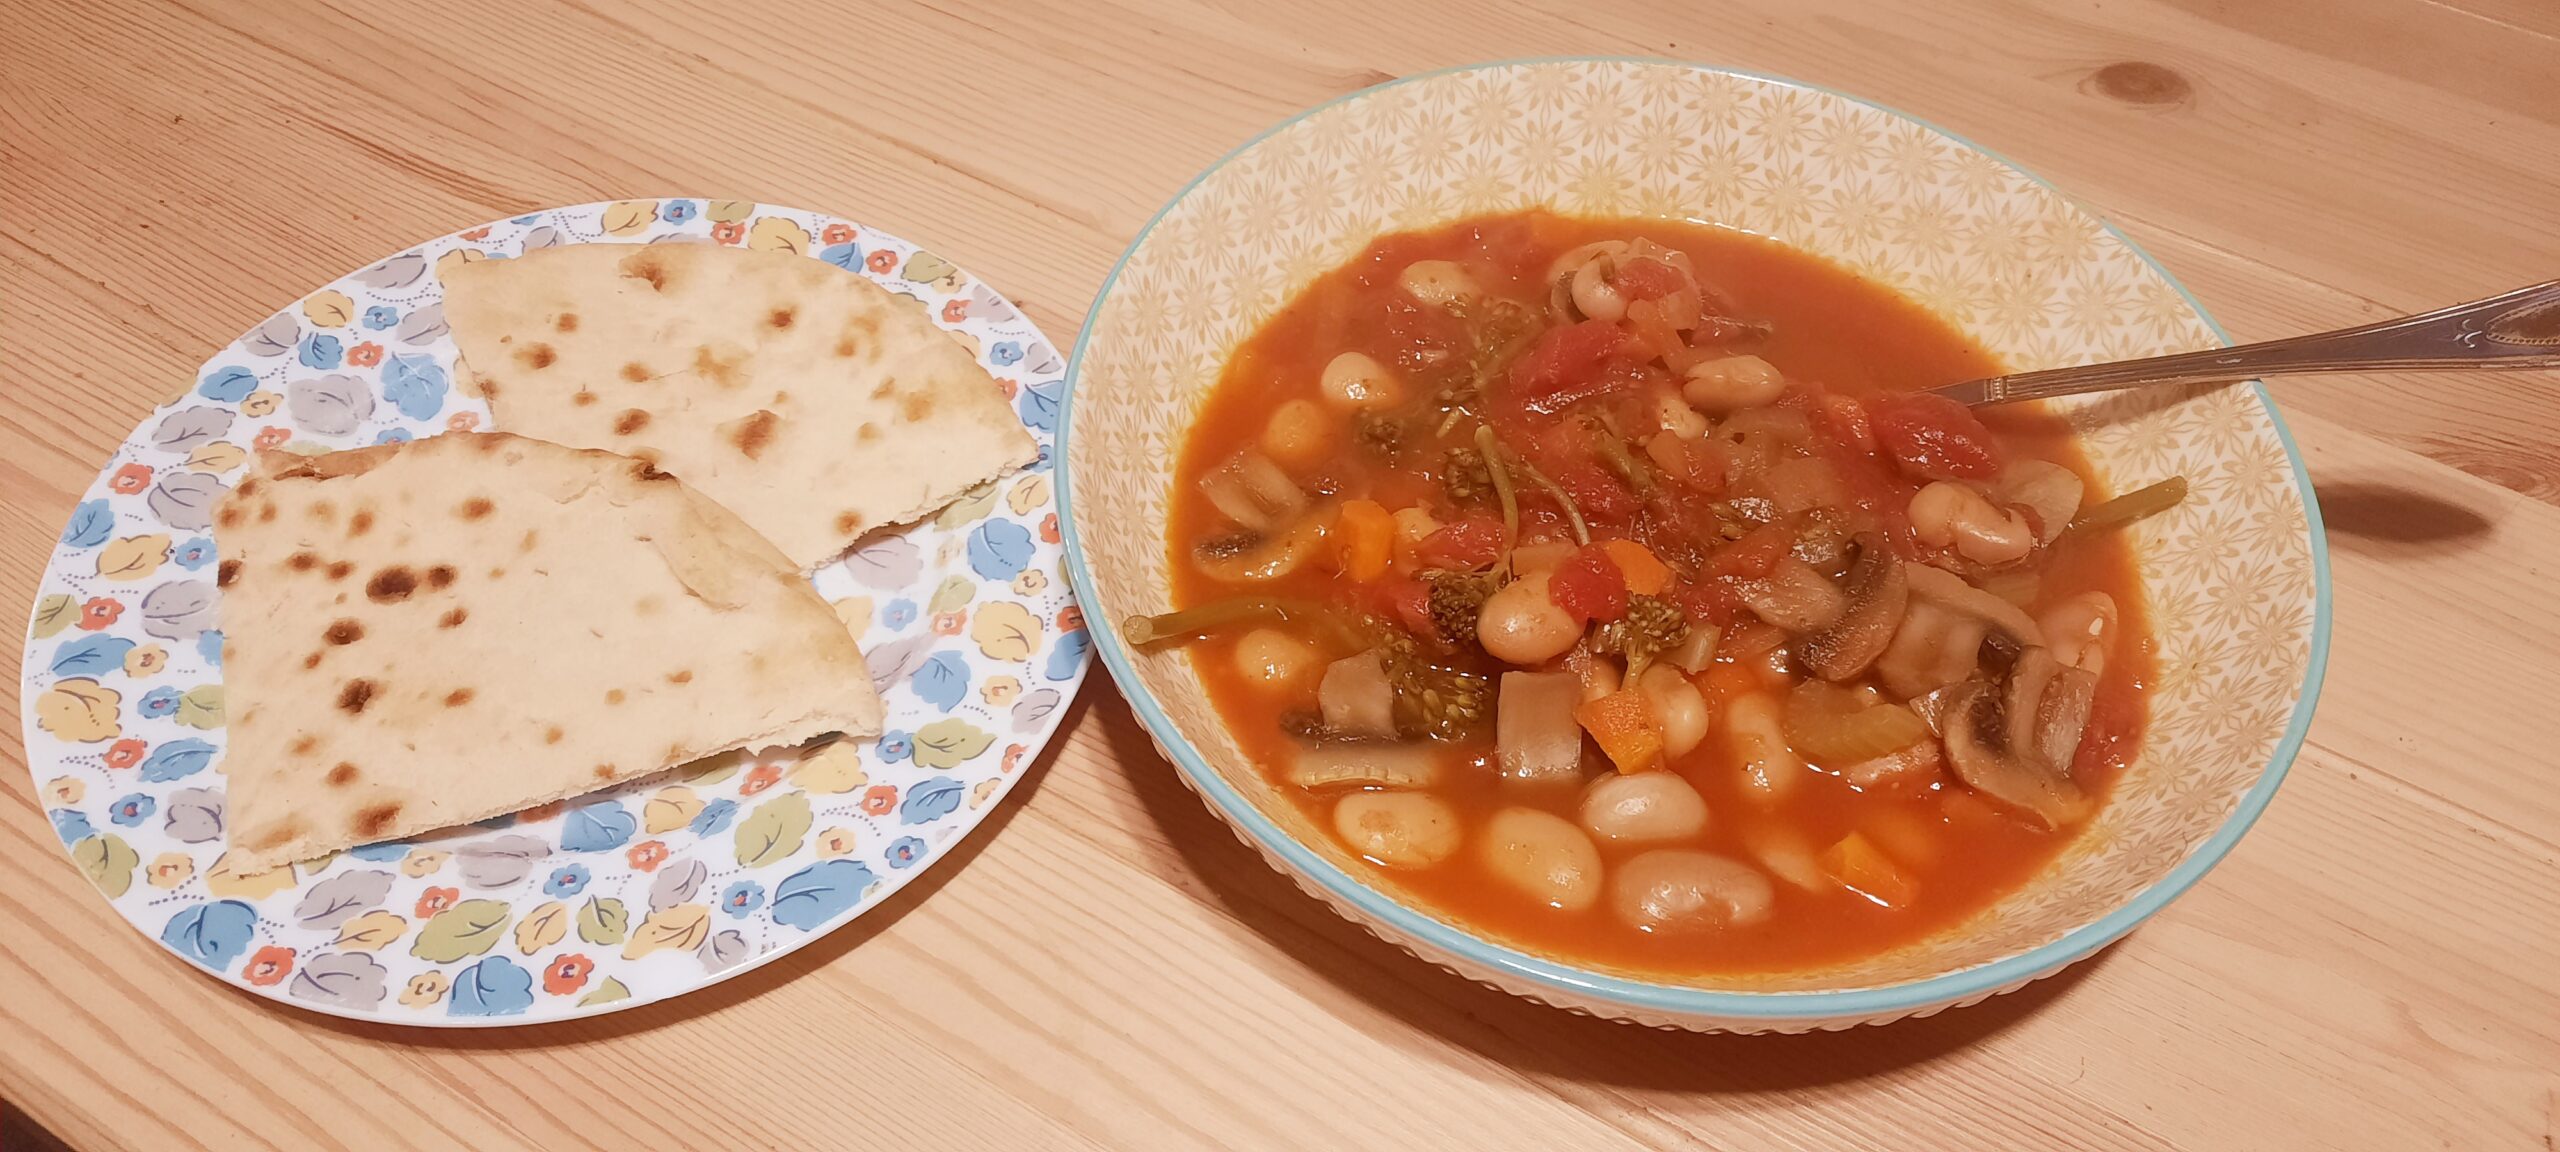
[352,803,402,839]
[618,249,671,291]
[367,566,417,603]
[727,409,780,459]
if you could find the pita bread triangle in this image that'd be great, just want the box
[440,242,1038,571]
[214,432,884,871]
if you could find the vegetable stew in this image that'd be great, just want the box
[1133,212,2165,975]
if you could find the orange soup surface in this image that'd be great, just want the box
[1155,211,2153,976]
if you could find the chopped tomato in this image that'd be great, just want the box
[1504,320,1629,417]
[1812,421,1920,557]
[1414,518,1504,570]
[1817,393,1875,454]
[1867,392,2002,481]
[1645,432,1728,495]
[1610,256,1688,302]
[1377,574,1438,639]
[1550,545,1629,623]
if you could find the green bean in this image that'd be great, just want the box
[1123,597,1317,648]
[2061,476,2189,542]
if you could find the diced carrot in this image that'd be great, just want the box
[1333,499,1394,583]
[1574,689,1665,774]
[1550,546,1628,624]
[1820,832,1918,909]
[1598,539,1671,596]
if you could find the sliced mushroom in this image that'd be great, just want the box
[1192,513,1331,583]
[1876,599,1988,699]
[1802,534,1908,681]
[1903,561,2045,647]
[1737,556,1847,633]
[2035,663,2098,772]
[1200,451,1306,533]
[1941,679,2092,830]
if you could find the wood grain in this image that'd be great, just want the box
[3,1,2556,1149]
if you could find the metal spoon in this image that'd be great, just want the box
[1933,279,2560,406]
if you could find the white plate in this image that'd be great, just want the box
[20,199,1088,1025]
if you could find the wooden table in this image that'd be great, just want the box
[4,2,2556,1149]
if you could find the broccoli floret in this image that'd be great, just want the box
[1356,412,1404,456]
[1441,446,1494,504]
[1375,629,1491,741]
[1590,594,1690,680]
[1421,568,1504,649]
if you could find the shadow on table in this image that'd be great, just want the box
[1088,692,2098,1094]
[2311,474,2496,553]
[291,687,1100,1051]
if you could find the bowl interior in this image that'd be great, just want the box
[1064,60,2320,1001]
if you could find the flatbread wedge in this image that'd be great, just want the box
[214,432,885,871]
[440,242,1038,570]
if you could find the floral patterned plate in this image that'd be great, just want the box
[21,200,1088,1025]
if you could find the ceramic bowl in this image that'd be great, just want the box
[1058,58,2327,1032]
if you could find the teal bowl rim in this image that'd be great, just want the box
[1055,56,2331,1021]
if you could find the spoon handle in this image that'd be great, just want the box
[1936,278,2560,406]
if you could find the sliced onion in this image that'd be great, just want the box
[1318,651,1399,740]
[1496,671,1585,784]
[1784,681,1931,764]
